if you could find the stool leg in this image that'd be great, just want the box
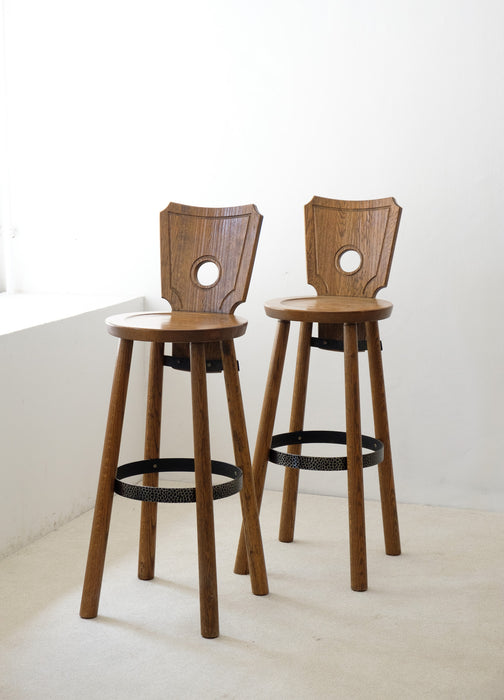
[344,323,367,592]
[234,320,290,574]
[366,321,401,556]
[279,321,312,542]
[138,342,165,580]
[80,339,133,618]
[221,340,268,596]
[190,342,219,639]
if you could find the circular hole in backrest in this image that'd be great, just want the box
[196,260,220,287]
[337,248,362,274]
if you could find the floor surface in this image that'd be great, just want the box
[1,491,503,699]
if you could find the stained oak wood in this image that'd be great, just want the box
[366,321,401,555]
[344,323,367,591]
[265,296,393,324]
[138,342,165,581]
[305,196,401,298]
[80,339,133,618]
[278,322,312,543]
[235,320,290,575]
[106,311,248,343]
[221,339,268,595]
[160,202,262,313]
[191,343,219,638]
[237,196,402,592]
[82,201,265,638]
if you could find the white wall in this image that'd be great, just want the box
[0,299,145,556]
[2,0,504,513]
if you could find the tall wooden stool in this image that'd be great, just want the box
[80,202,268,638]
[235,196,402,591]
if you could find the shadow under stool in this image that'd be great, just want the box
[80,202,268,638]
[235,196,402,591]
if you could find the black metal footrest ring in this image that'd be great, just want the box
[114,458,242,503]
[269,430,383,472]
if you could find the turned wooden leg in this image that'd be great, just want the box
[80,339,133,618]
[344,323,367,592]
[190,343,219,639]
[366,321,401,556]
[279,321,312,542]
[221,340,268,596]
[138,342,165,580]
[234,320,290,574]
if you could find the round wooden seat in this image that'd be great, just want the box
[264,296,393,324]
[106,311,248,343]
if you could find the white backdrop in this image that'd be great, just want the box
[3,0,504,511]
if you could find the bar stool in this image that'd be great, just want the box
[80,202,268,638]
[235,196,402,591]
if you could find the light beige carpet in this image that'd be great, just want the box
[1,490,503,699]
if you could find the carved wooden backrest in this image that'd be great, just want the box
[305,197,402,298]
[160,203,263,313]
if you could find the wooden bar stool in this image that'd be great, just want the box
[235,196,402,591]
[80,202,268,638]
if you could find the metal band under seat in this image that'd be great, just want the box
[269,430,384,472]
[114,458,243,503]
[163,355,239,373]
[310,337,383,352]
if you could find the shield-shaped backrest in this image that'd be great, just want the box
[305,197,402,298]
[160,202,263,313]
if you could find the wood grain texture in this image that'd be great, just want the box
[366,321,401,555]
[344,323,367,592]
[160,203,262,313]
[278,321,312,543]
[221,340,268,595]
[305,196,401,298]
[106,311,248,343]
[138,342,165,581]
[191,343,219,638]
[82,201,265,638]
[80,339,133,618]
[265,296,393,324]
[235,320,290,575]
[246,196,401,593]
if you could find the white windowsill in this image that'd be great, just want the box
[0,292,144,335]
